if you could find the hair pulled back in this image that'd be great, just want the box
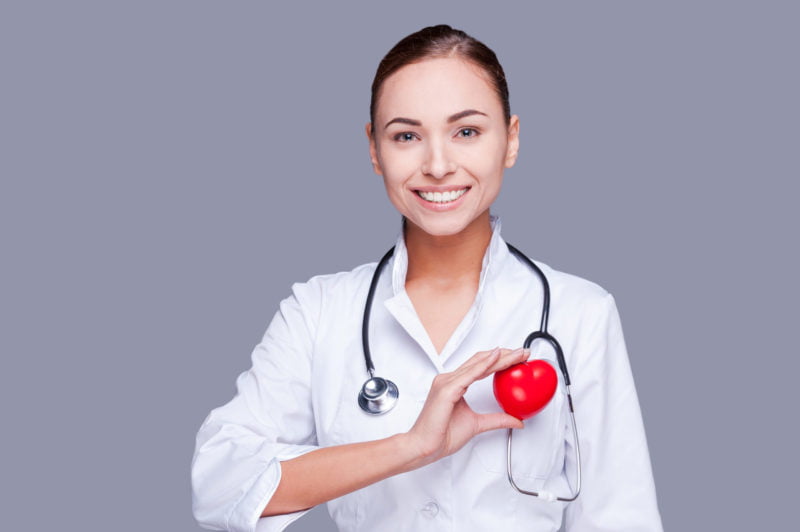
[370,25,510,130]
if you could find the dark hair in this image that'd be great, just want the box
[369,24,510,131]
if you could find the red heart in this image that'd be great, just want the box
[493,359,558,420]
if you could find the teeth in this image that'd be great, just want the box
[417,188,468,203]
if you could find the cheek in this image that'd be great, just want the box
[379,157,414,209]
[462,146,506,185]
[379,148,419,185]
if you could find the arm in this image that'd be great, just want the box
[262,433,418,516]
[191,281,323,532]
[263,345,530,517]
[263,346,529,517]
[563,293,663,531]
[192,277,528,531]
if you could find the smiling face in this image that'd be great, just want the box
[367,57,520,237]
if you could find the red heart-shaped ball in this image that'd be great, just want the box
[493,359,558,420]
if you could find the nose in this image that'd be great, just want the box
[420,138,456,179]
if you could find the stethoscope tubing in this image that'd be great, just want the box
[361,247,395,379]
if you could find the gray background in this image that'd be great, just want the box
[1,1,797,530]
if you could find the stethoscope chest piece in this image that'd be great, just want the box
[358,376,399,415]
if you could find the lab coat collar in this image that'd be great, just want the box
[384,214,511,368]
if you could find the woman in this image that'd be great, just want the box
[192,25,662,532]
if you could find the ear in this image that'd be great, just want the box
[365,122,383,176]
[504,115,520,168]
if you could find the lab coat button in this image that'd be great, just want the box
[420,501,439,518]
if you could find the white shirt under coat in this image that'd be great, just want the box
[191,216,663,531]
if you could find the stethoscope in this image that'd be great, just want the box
[358,242,582,502]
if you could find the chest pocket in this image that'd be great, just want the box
[466,357,567,486]
[327,375,428,446]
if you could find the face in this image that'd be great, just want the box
[367,57,519,237]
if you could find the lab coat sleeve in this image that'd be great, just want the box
[563,292,663,532]
[191,280,323,532]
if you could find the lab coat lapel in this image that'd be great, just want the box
[381,216,507,372]
[383,232,445,372]
[437,223,505,367]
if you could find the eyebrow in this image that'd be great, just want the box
[383,109,488,130]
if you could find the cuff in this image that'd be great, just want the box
[227,446,319,532]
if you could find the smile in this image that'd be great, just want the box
[414,187,470,204]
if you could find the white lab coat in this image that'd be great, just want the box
[191,216,663,532]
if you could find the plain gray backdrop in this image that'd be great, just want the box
[2,1,797,530]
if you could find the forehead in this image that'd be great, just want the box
[375,57,502,123]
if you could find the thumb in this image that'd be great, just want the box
[475,412,524,433]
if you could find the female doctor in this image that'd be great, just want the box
[191,25,663,532]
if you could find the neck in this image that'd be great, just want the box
[404,210,493,285]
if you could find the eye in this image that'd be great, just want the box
[457,127,480,138]
[393,132,418,143]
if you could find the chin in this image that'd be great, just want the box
[406,215,473,237]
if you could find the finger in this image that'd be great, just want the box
[440,347,519,400]
[457,347,503,372]
[464,348,502,380]
[448,347,503,381]
[487,347,530,373]
[475,412,525,433]
[443,348,504,396]
[474,347,529,380]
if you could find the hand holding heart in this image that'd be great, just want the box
[403,347,530,470]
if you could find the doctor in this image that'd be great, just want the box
[191,24,663,532]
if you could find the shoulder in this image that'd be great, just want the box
[532,260,625,349]
[270,260,379,343]
[504,251,619,339]
[507,251,612,308]
[286,259,379,310]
